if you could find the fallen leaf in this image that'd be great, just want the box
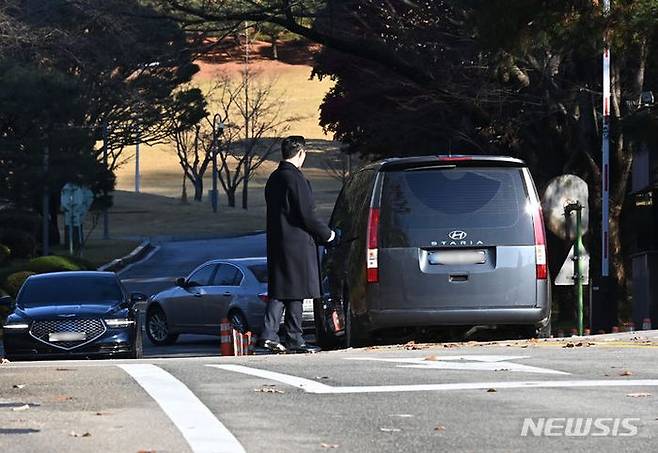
[55,368,74,372]
[626,393,652,398]
[95,412,109,416]
[54,395,74,401]
[137,450,156,453]
[620,370,633,376]
[379,427,401,433]
[563,343,575,348]
[424,355,440,361]
[315,376,330,380]
[434,425,447,432]
[254,387,284,394]
[494,368,510,372]
[11,404,30,412]
[12,384,25,389]
[69,431,92,438]
[320,443,339,449]
[487,388,497,393]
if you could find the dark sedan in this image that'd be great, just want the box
[1,272,146,361]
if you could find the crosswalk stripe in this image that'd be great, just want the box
[119,364,245,453]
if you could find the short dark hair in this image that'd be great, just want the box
[281,135,306,160]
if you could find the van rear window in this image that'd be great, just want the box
[380,168,534,247]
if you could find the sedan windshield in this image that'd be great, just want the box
[18,276,123,307]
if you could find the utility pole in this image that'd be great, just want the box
[102,123,110,240]
[601,0,611,278]
[41,145,49,256]
[135,128,141,193]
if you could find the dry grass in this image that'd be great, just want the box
[77,59,341,259]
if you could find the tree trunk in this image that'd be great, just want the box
[242,177,249,209]
[226,188,236,207]
[181,172,188,203]
[48,192,60,246]
[272,40,278,60]
[193,178,203,202]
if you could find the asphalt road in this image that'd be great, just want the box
[2,335,658,452]
[120,234,267,358]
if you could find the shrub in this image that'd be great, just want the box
[0,243,10,266]
[4,271,36,298]
[26,255,87,274]
[0,229,36,259]
[61,255,95,271]
[0,209,41,238]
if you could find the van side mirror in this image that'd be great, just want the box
[176,277,187,288]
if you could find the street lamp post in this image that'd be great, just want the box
[211,114,224,213]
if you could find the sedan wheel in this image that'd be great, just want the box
[146,307,178,346]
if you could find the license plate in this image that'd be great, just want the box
[303,299,314,313]
[49,332,86,342]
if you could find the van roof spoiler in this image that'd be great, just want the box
[376,155,526,171]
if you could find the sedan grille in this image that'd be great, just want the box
[30,319,106,350]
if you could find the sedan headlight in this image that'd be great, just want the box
[2,323,29,331]
[104,318,135,328]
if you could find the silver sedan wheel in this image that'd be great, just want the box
[148,310,169,342]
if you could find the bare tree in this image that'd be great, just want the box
[323,147,359,185]
[209,69,299,208]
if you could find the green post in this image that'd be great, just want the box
[565,202,584,336]
[575,204,583,336]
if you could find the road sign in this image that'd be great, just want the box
[555,244,590,286]
[542,175,589,241]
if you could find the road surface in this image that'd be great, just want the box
[2,335,658,452]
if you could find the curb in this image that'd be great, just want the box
[97,240,154,273]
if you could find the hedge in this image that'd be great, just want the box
[4,271,36,298]
[26,255,92,274]
[0,229,36,259]
[0,244,10,266]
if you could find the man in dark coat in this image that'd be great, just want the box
[261,136,335,353]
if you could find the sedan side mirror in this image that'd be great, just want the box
[176,277,187,288]
[130,292,148,304]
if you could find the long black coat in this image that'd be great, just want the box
[265,161,332,300]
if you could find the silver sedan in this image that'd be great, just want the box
[145,257,313,346]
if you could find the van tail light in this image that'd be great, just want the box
[532,204,548,280]
[258,293,269,303]
[366,207,380,283]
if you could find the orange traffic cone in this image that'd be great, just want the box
[241,332,252,355]
[220,319,234,356]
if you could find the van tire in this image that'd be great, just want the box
[537,313,551,339]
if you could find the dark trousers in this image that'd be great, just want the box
[261,299,304,347]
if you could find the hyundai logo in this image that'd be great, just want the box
[448,230,468,240]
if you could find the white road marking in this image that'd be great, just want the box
[208,364,333,393]
[117,245,161,276]
[120,364,245,453]
[210,364,658,394]
[346,356,570,375]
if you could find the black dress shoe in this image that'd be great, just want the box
[287,344,321,354]
[260,339,287,353]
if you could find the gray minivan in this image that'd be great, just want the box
[315,155,551,347]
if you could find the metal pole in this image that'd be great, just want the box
[135,128,141,193]
[575,204,584,336]
[68,211,74,256]
[41,145,49,256]
[212,114,220,213]
[601,0,611,277]
[102,123,110,240]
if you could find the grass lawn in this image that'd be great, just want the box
[77,53,343,259]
